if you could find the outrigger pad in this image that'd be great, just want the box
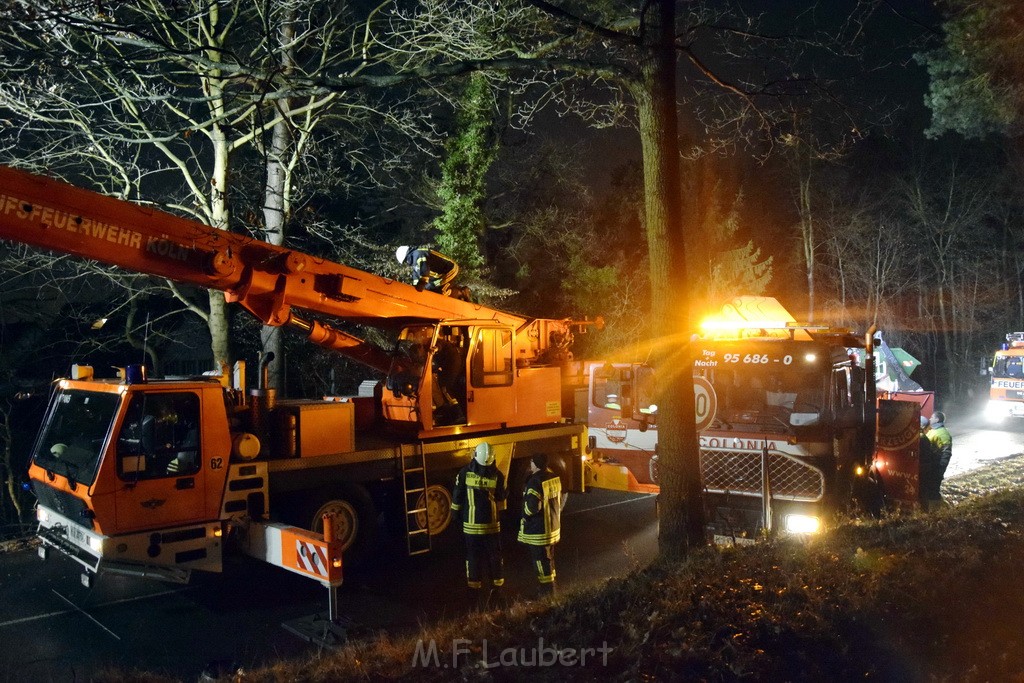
[282,613,349,650]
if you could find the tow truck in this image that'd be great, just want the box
[0,166,592,620]
[585,297,931,543]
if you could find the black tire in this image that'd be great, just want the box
[414,483,454,536]
[851,473,886,518]
[297,483,378,566]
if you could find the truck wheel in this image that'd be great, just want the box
[303,483,378,564]
[851,474,885,518]
[414,484,453,535]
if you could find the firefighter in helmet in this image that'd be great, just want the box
[518,452,563,597]
[451,442,507,609]
[395,245,459,295]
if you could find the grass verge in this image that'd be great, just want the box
[188,487,1023,683]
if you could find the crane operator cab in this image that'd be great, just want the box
[382,319,561,434]
[386,324,471,429]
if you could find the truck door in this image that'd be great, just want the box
[112,391,207,533]
[466,326,515,427]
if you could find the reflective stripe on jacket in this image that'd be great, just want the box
[518,469,561,546]
[451,460,507,535]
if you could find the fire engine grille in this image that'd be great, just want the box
[700,448,824,502]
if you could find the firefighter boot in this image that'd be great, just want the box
[537,582,556,600]
[487,586,509,611]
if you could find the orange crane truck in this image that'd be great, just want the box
[0,166,591,620]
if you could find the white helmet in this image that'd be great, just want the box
[395,245,411,264]
[474,442,494,466]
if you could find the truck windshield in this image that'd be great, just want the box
[993,356,1024,379]
[32,389,120,486]
[699,366,826,432]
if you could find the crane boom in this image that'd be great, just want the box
[0,166,525,330]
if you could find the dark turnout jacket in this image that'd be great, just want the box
[452,459,507,535]
[518,468,562,546]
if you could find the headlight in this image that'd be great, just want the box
[784,513,821,535]
[37,508,50,524]
[985,401,1007,420]
[88,536,103,553]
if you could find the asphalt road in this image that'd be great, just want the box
[941,407,1024,479]
[0,488,658,682]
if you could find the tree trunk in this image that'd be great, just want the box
[201,2,231,369]
[261,110,290,391]
[633,0,705,561]
[797,157,816,321]
[260,12,296,391]
[206,122,232,367]
[261,114,289,389]
[1,404,25,521]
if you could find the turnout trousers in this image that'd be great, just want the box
[465,533,504,589]
[529,544,556,585]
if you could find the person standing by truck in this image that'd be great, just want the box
[925,410,954,508]
[518,453,562,598]
[451,442,507,609]
[918,415,940,508]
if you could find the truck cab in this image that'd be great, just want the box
[693,337,871,543]
[30,367,235,583]
[986,332,1024,422]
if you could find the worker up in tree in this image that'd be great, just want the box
[451,442,507,610]
[518,453,563,598]
[395,245,459,295]
[924,410,954,509]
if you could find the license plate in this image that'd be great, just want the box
[67,525,86,545]
[713,534,756,547]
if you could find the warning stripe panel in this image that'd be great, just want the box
[295,539,328,577]
[280,527,342,582]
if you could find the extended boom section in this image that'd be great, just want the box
[0,165,518,328]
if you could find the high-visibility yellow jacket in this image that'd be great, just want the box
[451,460,507,535]
[518,469,562,546]
[926,425,953,468]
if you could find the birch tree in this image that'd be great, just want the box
[0,1,432,386]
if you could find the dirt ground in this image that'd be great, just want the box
[942,451,1024,505]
